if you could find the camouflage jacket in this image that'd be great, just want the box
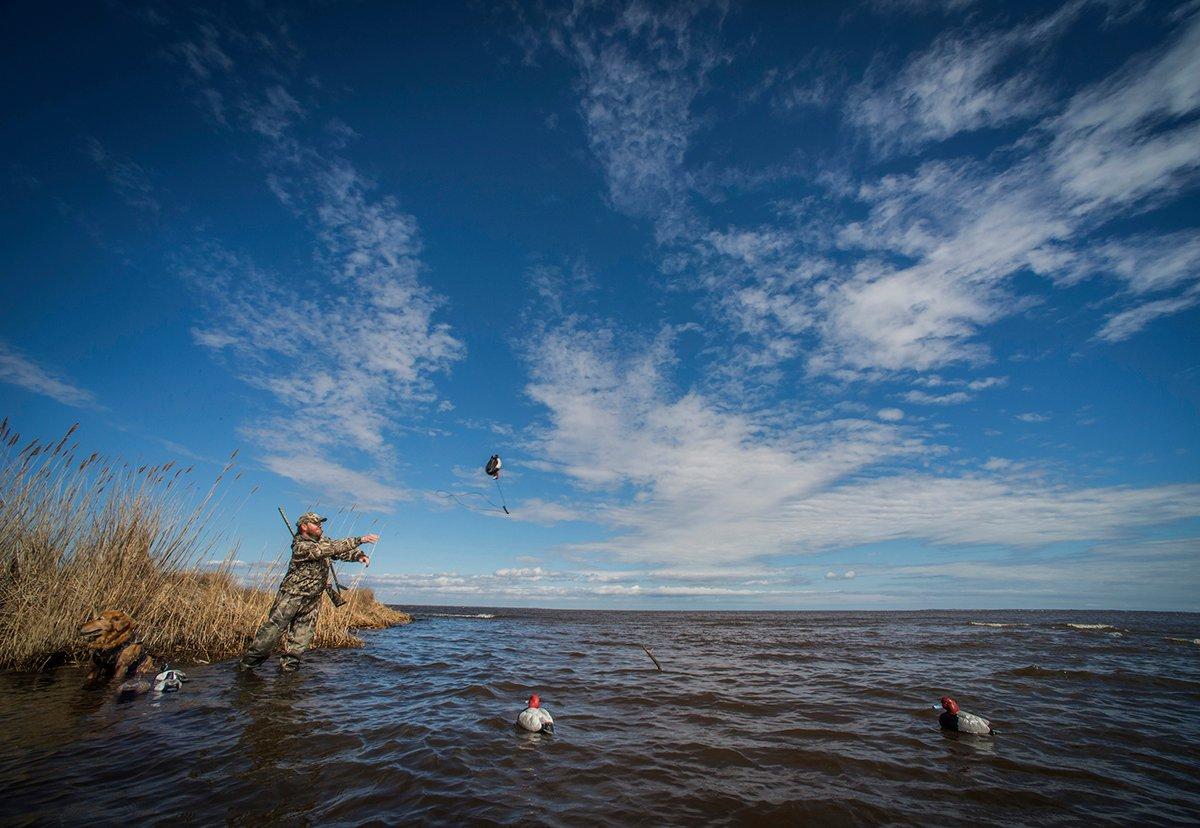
[278,535,365,598]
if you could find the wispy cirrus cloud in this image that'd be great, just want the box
[846,20,1046,156]
[1047,12,1200,212]
[84,138,160,213]
[901,374,1008,406]
[259,453,407,511]
[167,16,463,506]
[506,2,1200,585]
[548,3,1200,382]
[903,390,973,405]
[1095,284,1200,342]
[0,340,96,408]
[866,0,980,14]
[1052,232,1200,295]
[847,1,1148,157]
[812,11,1200,374]
[888,537,1200,602]
[535,0,729,242]
[521,321,1200,565]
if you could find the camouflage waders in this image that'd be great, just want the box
[239,591,322,672]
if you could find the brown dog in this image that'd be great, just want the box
[79,610,157,694]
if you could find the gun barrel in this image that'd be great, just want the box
[277,507,296,538]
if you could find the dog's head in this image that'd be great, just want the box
[80,610,137,651]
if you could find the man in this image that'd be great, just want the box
[238,512,379,673]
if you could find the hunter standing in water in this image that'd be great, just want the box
[238,512,378,673]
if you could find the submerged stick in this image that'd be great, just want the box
[640,643,663,672]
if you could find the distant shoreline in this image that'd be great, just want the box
[391,603,1199,616]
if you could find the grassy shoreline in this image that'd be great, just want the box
[0,420,409,672]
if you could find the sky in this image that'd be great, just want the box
[2,0,1198,611]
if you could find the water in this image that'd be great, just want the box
[2,609,1199,825]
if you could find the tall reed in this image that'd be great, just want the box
[0,420,408,671]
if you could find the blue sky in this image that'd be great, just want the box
[2,0,1198,610]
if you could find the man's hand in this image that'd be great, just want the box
[356,534,378,565]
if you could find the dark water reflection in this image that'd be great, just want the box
[2,609,1199,825]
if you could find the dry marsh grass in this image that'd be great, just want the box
[0,420,409,671]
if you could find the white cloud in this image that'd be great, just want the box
[1047,231,1200,341]
[523,322,923,562]
[753,61,841,114]
[523,325,1200,566]
[897,375,1007,407]
[169,22,464,506]
[784,475,1200,551]
[361,564,811,601]
[1095,284,1200,342]
[85,138,160,213]
[877,408,905,421]
[868,0,979,13]
[543,0,728,241]
[171,22,233,82]
[526,259,596,317]
[813,12,1200,369]
[847,25,1047,155]
[505,497,586,525]
[1051,231,1200,294]
[811,157,1067,374]
[643,7,1200,377]
[493,566,549,578]
[890,538,1200,595]
[903,390,973,405]
[259,452,409,511]
[1048,13,1200,212]
[1016,412,1050,422]
[847,2,1150,156]
[0,340,95,408]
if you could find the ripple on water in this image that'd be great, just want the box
[2,609,1199,825]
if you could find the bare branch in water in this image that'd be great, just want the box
[640,643,663,672]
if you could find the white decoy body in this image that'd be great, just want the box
[517,693,554,733]
[936,696,994,735]
[154,667,187,693]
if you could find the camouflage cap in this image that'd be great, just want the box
[295,511,327,527]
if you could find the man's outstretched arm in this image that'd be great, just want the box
[291,533,379,563]
[292,534,378,562]
[331,533,379,563]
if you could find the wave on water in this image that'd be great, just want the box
[1003,665,1200,691]
[1007,665,1101,681]
[4,609,1200,826]
[1066,623,1116,630]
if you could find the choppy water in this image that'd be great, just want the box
[2,609,1199,825]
